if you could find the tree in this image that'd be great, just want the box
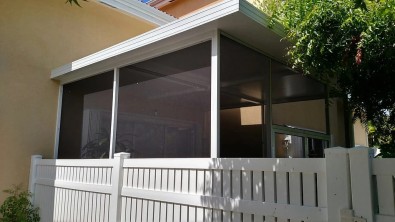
[256,0,395,150]
[66,0,87,7]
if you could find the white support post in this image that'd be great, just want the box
[54,85,63,158]
[109,152,130,222]
[348,147,374,222]
[109,68,120,159]
[210,30,220,158]
[28,155,42,201]
[325,147,352,222]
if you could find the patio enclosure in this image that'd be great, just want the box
[29,147,395,222]
[57,33,329,160]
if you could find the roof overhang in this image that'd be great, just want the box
[52,0,290,83]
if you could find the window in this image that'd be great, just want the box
[58,71,114,159]
[116,41,211,158]
[271,61,328,157]
[219,36,270,157]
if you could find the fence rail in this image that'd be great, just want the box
[29,147,395,222]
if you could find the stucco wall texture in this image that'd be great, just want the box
[0,0,155,202]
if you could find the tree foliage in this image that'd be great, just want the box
[66,0,87,7]
[0,185,40,222]
[255,0,395,148]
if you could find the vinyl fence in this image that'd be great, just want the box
[29,147,395,222]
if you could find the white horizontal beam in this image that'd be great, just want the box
[35,178,113,194]
[122,158,326,173]
[37,159,114,167]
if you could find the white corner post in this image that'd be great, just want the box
[348,147,374,222]
[109,152,130,222]
[54,85,63,159]
[28,155,42,201]
[325,147,352,222]
[210,30,220,158]
[109,68,120,159]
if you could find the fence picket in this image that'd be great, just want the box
[242,170,253,222]
[289,172,302,222]
[205,170,213,195]
[276,172,289,222]
[166,203,174,222]
[136,199,142,222]
[196,170,205,195]
[150,169,156,190]
[148,200,154,221]
[223,170,231,222]
[168,169,175,192]
[131,198,137,222]
[264,171,276,222]
[142,199,148,222]
[182,169,189,193]
[190,169,197,194]
[160,202,166,222]
[189,206,196,222]
[155,169,162,190]
[123,197,129,222]
[162,169,168,191]
[196,207,204,222]
[174,204,181,222]
[153,201,160,222]
[232,170,242,221]
[180,205,188,221]
[204,208,213,222]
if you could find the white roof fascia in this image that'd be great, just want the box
[52,0,287,82]
[99,0,176,26]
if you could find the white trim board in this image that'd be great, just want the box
[52,0,288,83]
[98,0,176,26]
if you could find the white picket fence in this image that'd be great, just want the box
[28,147,395,222]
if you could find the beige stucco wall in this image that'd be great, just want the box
[354,119,369,146]
[272,100,327,133]
[0,0,155,202]
[328,98,347,146]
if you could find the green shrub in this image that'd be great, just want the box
[0,185,40,222]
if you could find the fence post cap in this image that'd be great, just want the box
[31,155,42,160]
[114,152,130,158]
